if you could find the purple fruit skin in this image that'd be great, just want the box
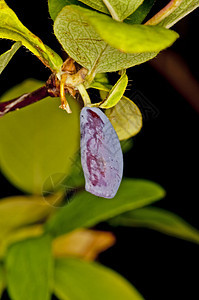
[80,107,123,199]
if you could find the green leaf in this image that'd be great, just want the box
[71,6,179,53]
[125,0,155,24]
[0,195,60,239]
[48,0,84,21]
[0,79,80,194]
[146,0,199,28]
[105,96,143,140]
[6,235,53,300]
[94,0,145,21]
[0,225,44,259]
[89,78,142,140]
[54,258,144,300]
[120,138,133,153]
[78,0,109,14]
[0,41,21,75]
[54,5,157,73]
[0,0,62,71]
[99,73,128,109]
[0,263,4,298]
[45,178,165,237]
[110,207,199,244]
[89,75,112,91]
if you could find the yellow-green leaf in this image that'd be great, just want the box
[48,0,84,21]
[78,0,109,14]
[0,79,80,194]
[45,179,165,237]
[89,78,142,140]
[6,235,53,300]
[110,207,199,244]
[0,194,60,239]
[66,5,179,54]
[0,263,4,298]
[106,96,142,140]
[102,0,145,21]
[99,73,128,109]
[0,225,43,258]
[0,0,62,71]
[54,258,144,300]
[54,5,157,73]
[0,41,21,75]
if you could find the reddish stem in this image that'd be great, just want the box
[0,86,49,117]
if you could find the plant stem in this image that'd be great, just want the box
[77,83,91,106]
[145,0,182,26]
[0,86,49,117]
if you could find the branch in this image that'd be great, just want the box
[0,74,60,117]
[145,0,182,26]
[0,58,87,117]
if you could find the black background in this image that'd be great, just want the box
[0,1,199,299]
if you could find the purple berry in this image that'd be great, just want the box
[80,107,123,198]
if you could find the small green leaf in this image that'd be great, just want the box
[54,258,144,300]
[97,0,145,21]
[54,5,157,73]
[0,195,59,239]
[106,96,142,140]
[110,207,199,244]
[6,235,53,300]
[147,0,199,28]
[0,263,5,298]
[0,41,21,75]
[89,76,112,91]
[125,0,155,24]
[45,178,165,237]
[99,73,128,109]
[120,138,133,153]
[0,79,80,194]
[89,77,142,139]
[72,6,179,53]
[0,0,62,71]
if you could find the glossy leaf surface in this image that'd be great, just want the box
[54,258,144,300]
[80,107,123,198]
[0,79,80,194]
[45,178,165,237]
[0,41,21,75]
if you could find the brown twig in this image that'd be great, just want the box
[0,58,87,117]
[0,73,61,117]
[0,86,50,117]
